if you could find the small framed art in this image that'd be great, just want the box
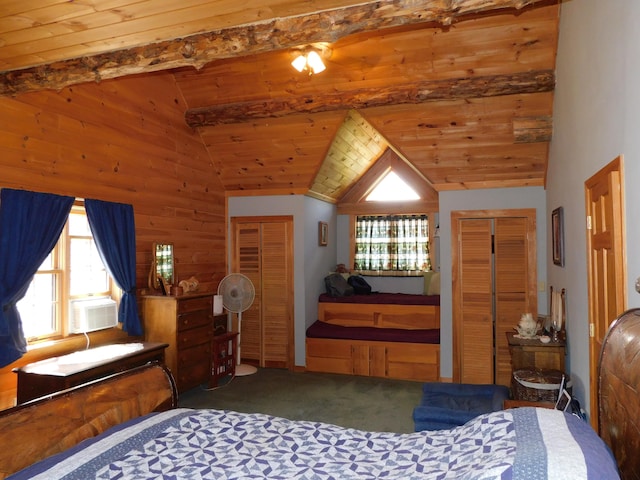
[319,221,328,246]
[552,207,564,267]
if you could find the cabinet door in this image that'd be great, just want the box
[458,218,494,384]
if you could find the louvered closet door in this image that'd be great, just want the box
[458,219,494,384]
[260,221,292,367]
[232,217,293,369]
[233,222,262,364]
[494,217,531,387]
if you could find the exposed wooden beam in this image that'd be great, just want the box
[185,70,555,127]
[0,0,555,96]
[513,115,553,143]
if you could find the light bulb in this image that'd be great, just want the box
[291,54,307,73]
[306,50,325,74]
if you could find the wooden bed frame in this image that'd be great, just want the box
[598,308,640,479]
[306,301,440,382]
[0,362,177,479]
[0,306,638,479]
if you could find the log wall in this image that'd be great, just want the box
[0,71,226,408]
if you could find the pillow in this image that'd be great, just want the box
[423,271,436,295]
[428,272,440,296]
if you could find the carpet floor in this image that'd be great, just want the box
[178,368,424,433]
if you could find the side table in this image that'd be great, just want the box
[506,332,566,372]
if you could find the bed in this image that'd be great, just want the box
[3,305,639,479]
[306,292,440,381]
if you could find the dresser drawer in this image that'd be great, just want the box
[177,309,212,331]
[178,324,213,348]
[178,295,212,314]
[178,341,211,367]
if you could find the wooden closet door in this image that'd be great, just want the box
[457,218,494,384]
[232,217,293,369]
[453,209,537,386]
[260,221,292,368]
[232,221,262,363]
[494,217,532,387]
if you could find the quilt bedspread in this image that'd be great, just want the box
[11,407,618,479]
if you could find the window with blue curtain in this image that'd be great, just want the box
[0,189,74,366]
[354,214,430,273]
[0,189,143,367]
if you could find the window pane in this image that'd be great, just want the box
[39,251,53,270]
[68,212,92,236]
[355,215,430,272]
[17,273,57,339]
[70,238,109,295]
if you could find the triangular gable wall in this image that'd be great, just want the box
[337,147,439,214]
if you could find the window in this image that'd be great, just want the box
[17,203,114,342]
[365,171,420,201]
[354,214,430,273]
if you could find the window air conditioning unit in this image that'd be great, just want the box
[69,297,118,333]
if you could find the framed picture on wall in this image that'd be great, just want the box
[319,221,328,246]
[552,207,564,267]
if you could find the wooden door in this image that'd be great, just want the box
[260,221,293,368]
[585,156,626,432]
[454,218,494,384]
[452,209,537,385]
[231,221,262,363]
[231,216,294,369]
[494,217,536,387]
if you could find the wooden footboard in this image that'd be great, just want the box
[0,362,177,479]
[308,300,441,381]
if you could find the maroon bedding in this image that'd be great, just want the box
[318,292,440,306]
[306,320,440,344]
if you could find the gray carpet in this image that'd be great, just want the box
[178,368,423,433]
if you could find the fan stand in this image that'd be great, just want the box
[235,312,257,376]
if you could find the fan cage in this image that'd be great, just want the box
[218,274,255,313]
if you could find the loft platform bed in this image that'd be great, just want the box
[2,308,638,478]
[305,292,440,381]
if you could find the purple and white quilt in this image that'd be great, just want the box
[10,407,618,479]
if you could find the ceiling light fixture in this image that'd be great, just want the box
[291,44,331,75]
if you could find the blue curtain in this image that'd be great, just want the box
[0,189,74,367]
[85,199,143,336]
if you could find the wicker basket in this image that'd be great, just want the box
[511,369,571,402]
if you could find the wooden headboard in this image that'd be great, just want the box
[0,362,177,479]
[598,308,640,479]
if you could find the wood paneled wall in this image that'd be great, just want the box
[0,71,226,407]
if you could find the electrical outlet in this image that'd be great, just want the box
[538,281,546,292]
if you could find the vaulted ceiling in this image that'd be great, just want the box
[0,0,561,206]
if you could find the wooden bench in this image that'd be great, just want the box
[306,299,440,382]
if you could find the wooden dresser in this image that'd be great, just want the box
[143,293,215,392]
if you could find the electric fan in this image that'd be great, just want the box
[218,273,257,376]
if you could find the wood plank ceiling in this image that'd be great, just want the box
[0,0,560,203]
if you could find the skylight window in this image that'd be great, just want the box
[365,171,420,201]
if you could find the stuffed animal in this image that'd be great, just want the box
[335,264,350,274]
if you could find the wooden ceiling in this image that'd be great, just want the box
[0,0,561,203]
